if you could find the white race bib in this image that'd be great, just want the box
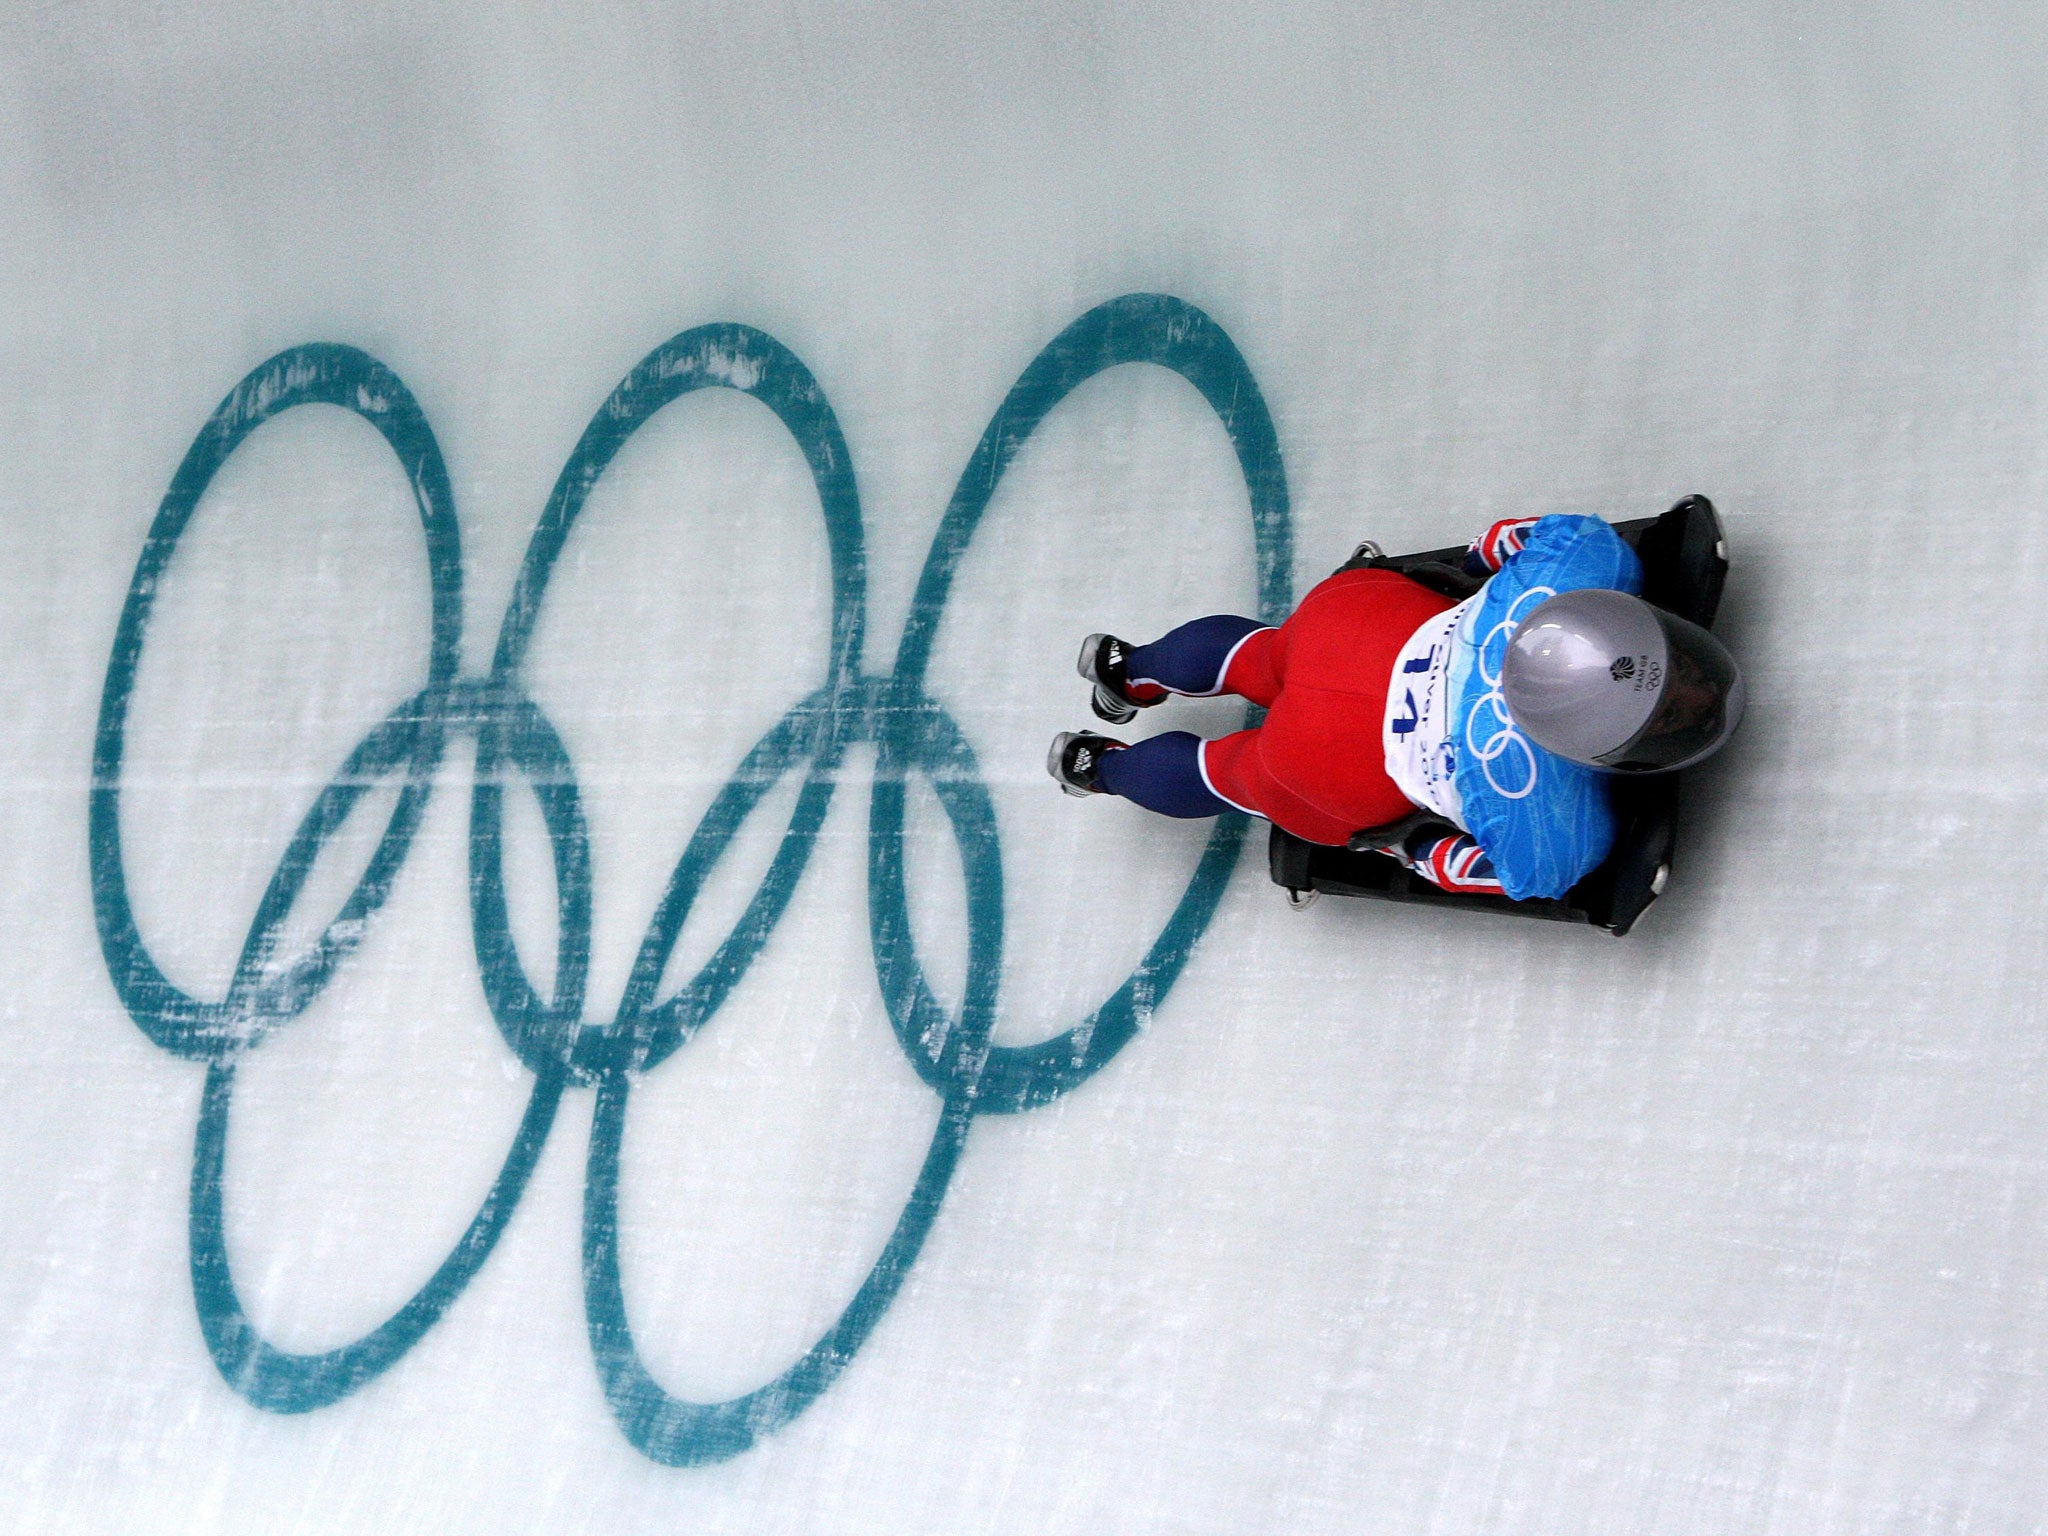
[1382,596,1476,827]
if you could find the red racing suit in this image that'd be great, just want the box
[1197,519,1540,894]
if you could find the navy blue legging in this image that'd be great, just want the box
[1094,613,1267,818]
[1095,731,1228,817]
[1125,614,1266,696]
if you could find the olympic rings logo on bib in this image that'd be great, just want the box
[89,296,1294,1467]
[1462,585,1555,800]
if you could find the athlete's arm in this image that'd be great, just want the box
[1462,517,1543,575]
[1373,824,1506,896]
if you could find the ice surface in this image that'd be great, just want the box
[4,3,2048,1532]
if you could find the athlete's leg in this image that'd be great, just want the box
[1093,732,1235,818]
[1124,615,1275,703]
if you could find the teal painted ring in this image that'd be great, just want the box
[871,295,1293,1116]
[90,344,464,1062]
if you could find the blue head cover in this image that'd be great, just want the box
[1448,515,1645,900]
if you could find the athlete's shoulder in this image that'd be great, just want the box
[1499,513,1644,594]
[1446,513,1636,900]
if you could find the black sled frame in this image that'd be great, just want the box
[1266,495,1729,937]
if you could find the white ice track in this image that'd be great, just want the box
[4,4,2047,1533]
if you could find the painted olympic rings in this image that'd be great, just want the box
[90,295,1294,1466]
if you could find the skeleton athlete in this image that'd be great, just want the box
[1049,513,1745,901]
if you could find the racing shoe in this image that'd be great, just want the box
[1077,633,1161,725]
[1047,730,1125,797]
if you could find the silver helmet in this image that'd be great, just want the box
[1501,588,1744,773]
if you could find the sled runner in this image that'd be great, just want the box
[1266,495,1730,936]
